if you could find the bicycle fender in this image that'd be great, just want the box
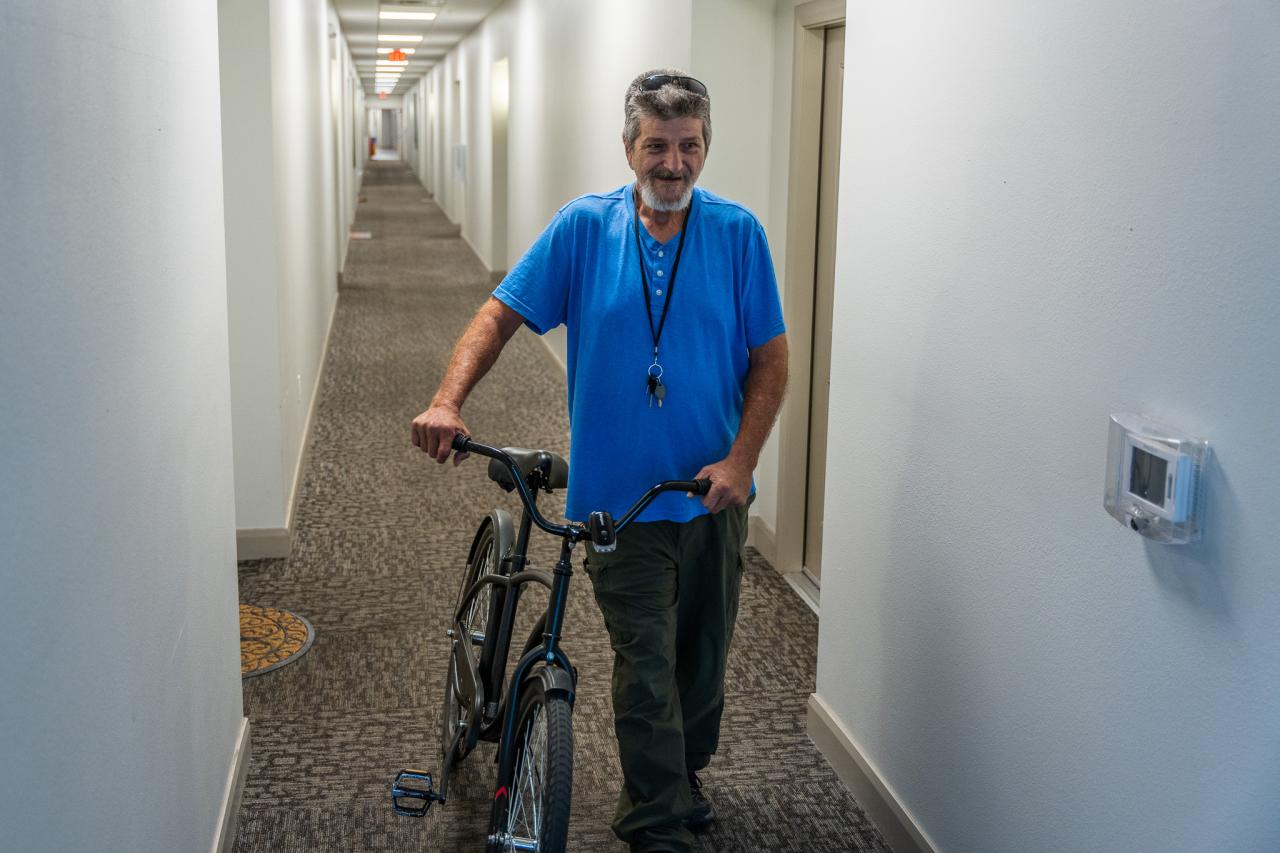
[466,508,514,571]
[527,663,576,705]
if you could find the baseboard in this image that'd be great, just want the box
[234,293,337,562]
[283,297,337,536]
[748,515,818,613]
[807,694,936,853]
[460,231,483,267]
[236,527,291,560]
[747,514,778,567]
[783,570,820,614]
[211,717,251,853]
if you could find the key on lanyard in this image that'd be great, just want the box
[647,363,666,408]
[647,374,667,408]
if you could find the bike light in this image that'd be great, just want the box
[588,511,617,553]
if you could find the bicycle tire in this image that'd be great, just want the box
[489,677,573,853]
[442,519,502,761]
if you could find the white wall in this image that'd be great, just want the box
[691,0,776,226]
[818,2,1280,850]
[221,0,360,547]
[0,2,244,850]
[691,0,782,534]
[329,5,363,274]
[270,0,340,528]
[220,0,289,536]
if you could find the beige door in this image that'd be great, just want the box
[802,24,845,585]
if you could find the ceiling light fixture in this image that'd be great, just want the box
[378,34,423,42]
[380,10,437,20]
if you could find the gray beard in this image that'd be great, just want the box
[639,180,693,212]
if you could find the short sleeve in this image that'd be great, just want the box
[493,211,571,335]
[741,220,786,348]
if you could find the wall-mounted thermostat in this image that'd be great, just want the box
[1104,414,1209,544]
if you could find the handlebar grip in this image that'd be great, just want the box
[665,479,711,495]
[451,434,471,453]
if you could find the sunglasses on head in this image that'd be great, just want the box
[639,74,708,98]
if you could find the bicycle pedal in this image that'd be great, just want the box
[391,769,444,817]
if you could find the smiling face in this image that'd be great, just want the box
[625,115,708,212]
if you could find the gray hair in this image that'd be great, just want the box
[622,68,712,152]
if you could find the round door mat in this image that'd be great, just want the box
[240,604,315,678]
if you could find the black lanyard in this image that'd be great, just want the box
[634,191,695,364]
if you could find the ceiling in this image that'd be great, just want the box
[332,0,504,97]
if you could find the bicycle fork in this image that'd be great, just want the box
[486,538,579,847]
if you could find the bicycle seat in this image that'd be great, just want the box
[488,447,569,492]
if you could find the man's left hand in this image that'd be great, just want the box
[692,457,753,514]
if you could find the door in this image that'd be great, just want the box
[381,110,398,153]
[802,24,845,586]
[451,79,465,225]
[491,59,510,274]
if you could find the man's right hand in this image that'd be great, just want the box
[411,402,470,465]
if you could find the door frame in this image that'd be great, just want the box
[774,0,846,580]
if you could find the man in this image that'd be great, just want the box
[411,69,788,853]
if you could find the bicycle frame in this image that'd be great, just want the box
[428,444,584,812]
[392,435,710,837]
[462,484,568,745]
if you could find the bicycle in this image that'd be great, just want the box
[391,434,710,852]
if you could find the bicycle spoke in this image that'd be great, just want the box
[508,700,548,846]
[463,540,495,641]
[530,708,546,830]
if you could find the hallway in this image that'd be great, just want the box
[232,162,889,852]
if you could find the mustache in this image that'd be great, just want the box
[645,168,689,181]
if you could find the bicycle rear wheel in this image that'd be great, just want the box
[490,677,573,853]
[441,520,501,760]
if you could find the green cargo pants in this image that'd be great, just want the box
[583,502,750,853]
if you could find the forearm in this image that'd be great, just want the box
[431,297,523,411]
[693,334,788,512]
[727,334,789,470]
[413,297,524,462]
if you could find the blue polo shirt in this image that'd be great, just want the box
[494,183,785,522]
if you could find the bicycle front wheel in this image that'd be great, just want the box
[491,678,573,853]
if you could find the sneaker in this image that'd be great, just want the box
[685,771,716,831]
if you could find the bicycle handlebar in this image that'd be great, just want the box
[451,434,711,541]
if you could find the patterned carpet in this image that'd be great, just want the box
[233,161,891,852]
